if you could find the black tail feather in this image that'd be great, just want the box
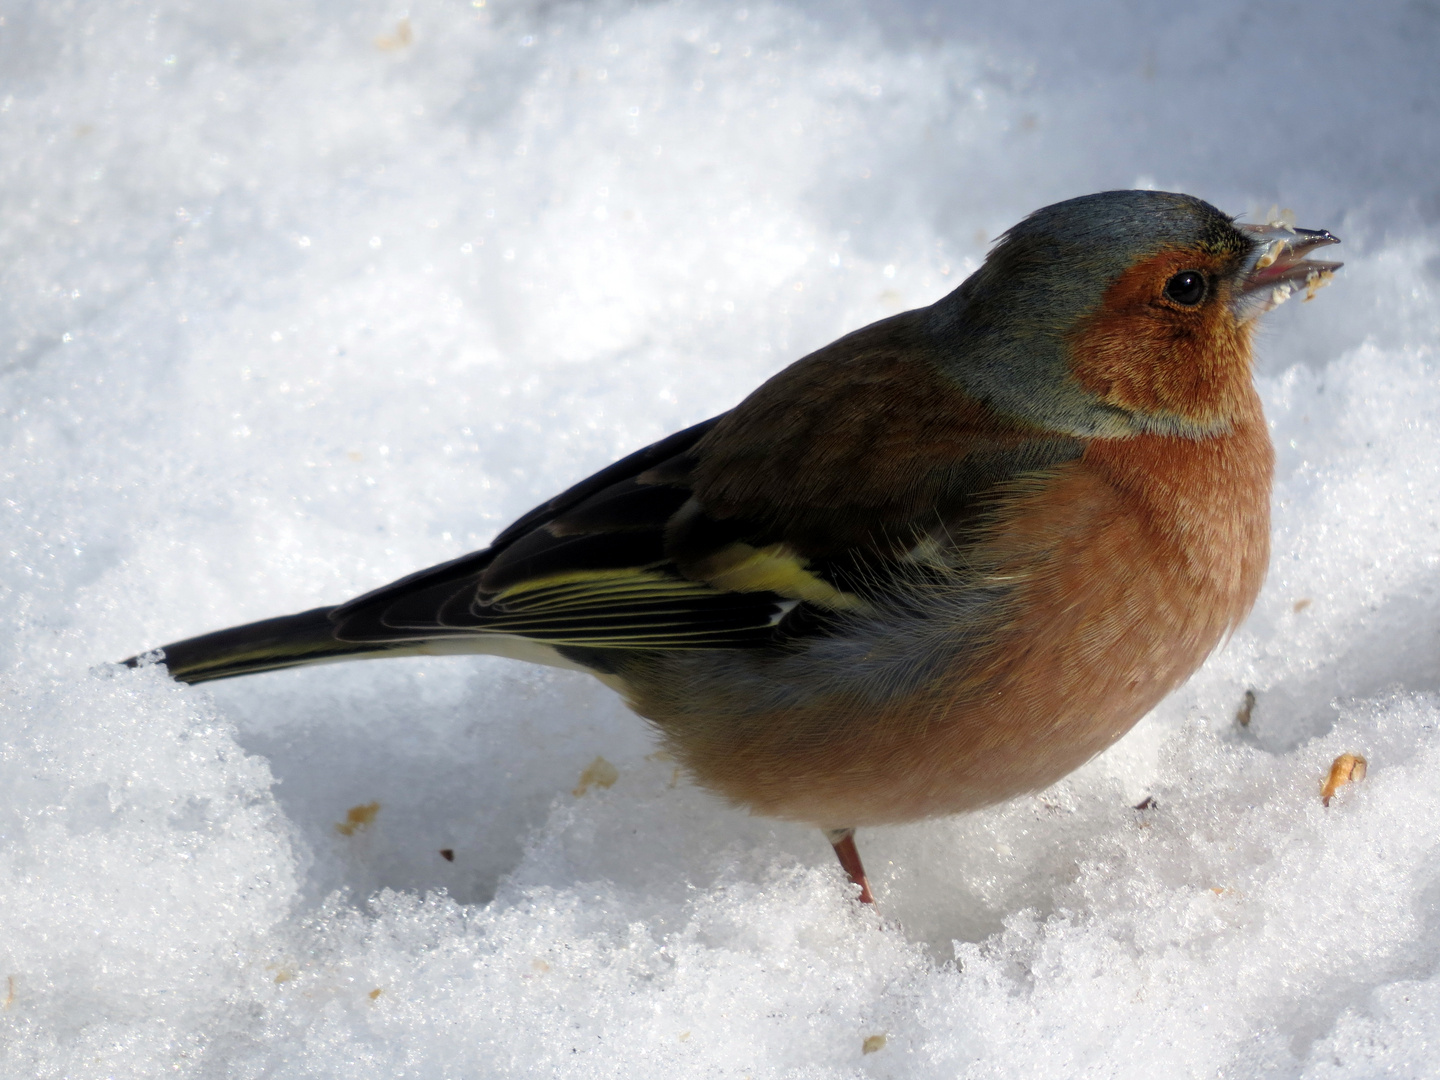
[124,606,396,685]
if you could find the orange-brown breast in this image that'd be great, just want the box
[646,388,1273,827]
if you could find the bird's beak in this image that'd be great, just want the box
[1232,222,1342,319]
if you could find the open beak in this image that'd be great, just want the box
[1233,222,1342,319]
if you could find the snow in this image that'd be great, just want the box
[2,1,1438,1075]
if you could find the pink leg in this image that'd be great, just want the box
[823,827,875,904]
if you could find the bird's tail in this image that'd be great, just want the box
[125,606,404,685]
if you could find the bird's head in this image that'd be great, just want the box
[930,189,1341,438]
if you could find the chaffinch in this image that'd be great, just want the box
[128,190,1341,903]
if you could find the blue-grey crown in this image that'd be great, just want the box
[926,190,1253,438]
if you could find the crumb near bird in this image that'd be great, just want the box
[572,756,619,796]
[1321,754,1367,806]
[335,801,380,836]
[375,18,412,50]
[1236,689,1256,727]
[1305,270,1335,301]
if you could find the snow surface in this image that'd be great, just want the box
[2,1,1439,1076]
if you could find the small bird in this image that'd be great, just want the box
[127,190,1340,903]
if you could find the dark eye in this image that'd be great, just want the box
[1163,270,1207,306]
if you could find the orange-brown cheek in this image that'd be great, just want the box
[1067,253,1254,428]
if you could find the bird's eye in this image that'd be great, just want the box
[1163,270,1207,306]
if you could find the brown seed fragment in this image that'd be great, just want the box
[375,18,413,50]
[439,848,455,862]
[335,801,380,836]
[1236,689,1256,728]
[1321,753,1367,806]
[572,756,619,797]
[862,1034,887,1054]
[369,988,383,1000]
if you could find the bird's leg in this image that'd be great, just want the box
[822,827,875,904]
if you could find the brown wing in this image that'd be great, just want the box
[674,311,1084,572]
[331,310,1083,651]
